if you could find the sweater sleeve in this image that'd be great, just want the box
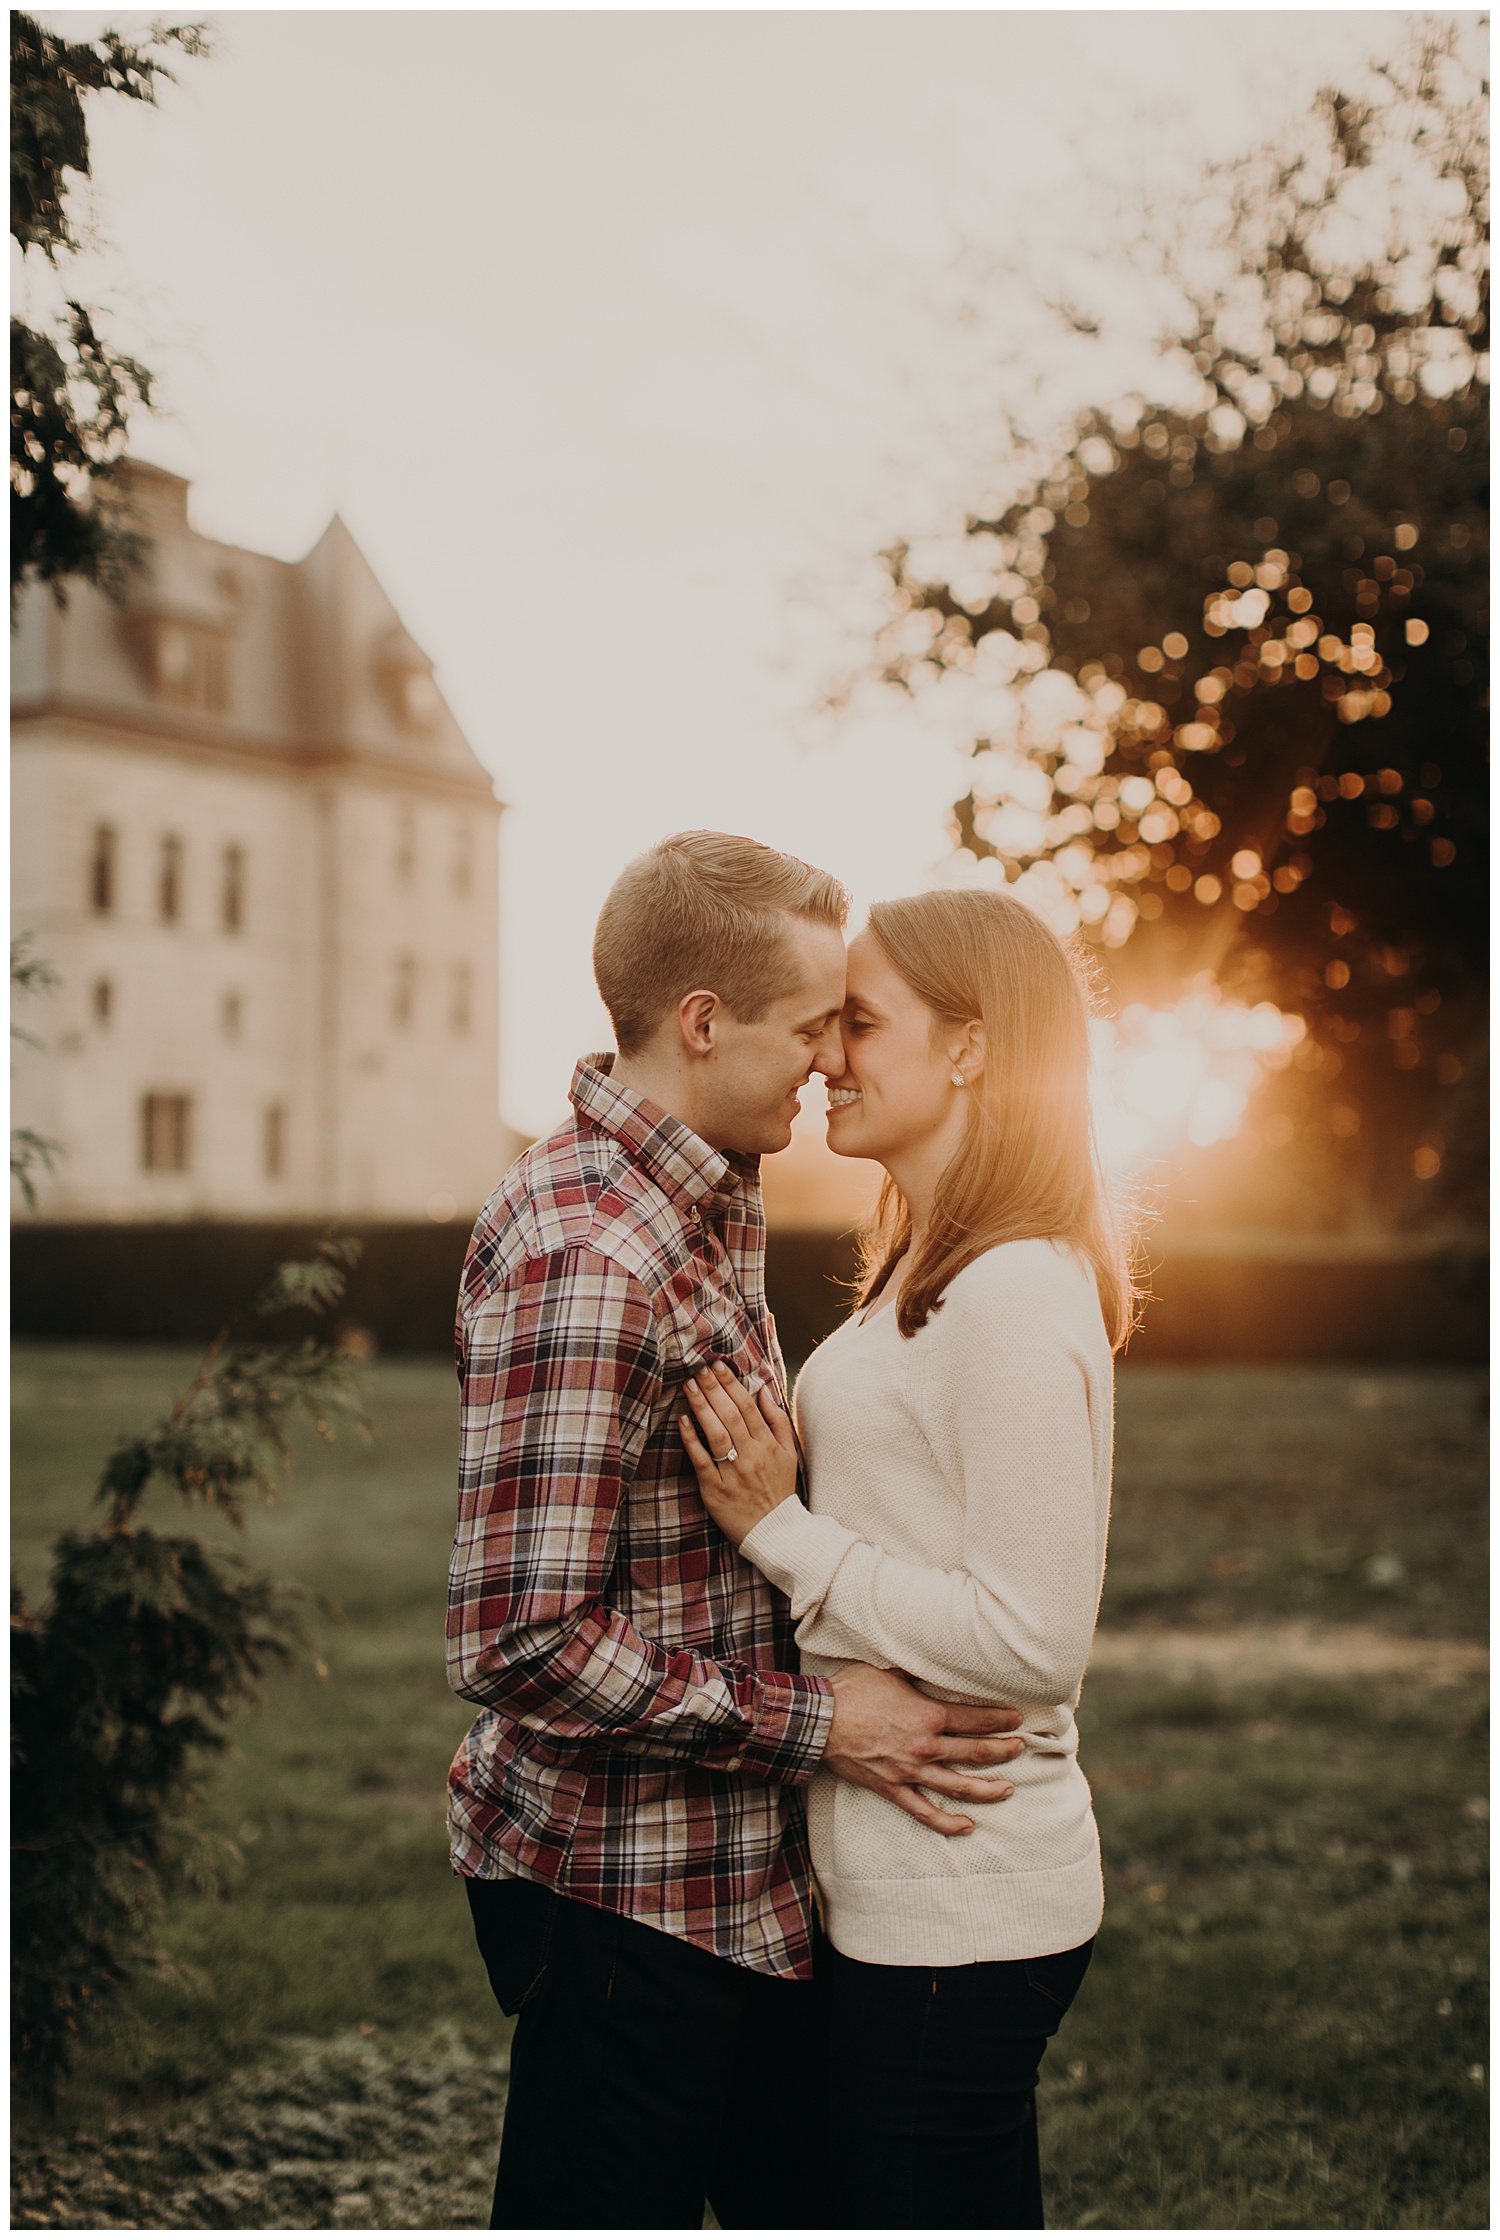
[739,1251,1106,1707]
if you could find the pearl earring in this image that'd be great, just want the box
[951,1071,965,1087]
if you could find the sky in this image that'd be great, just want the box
[29,6,1427,1138]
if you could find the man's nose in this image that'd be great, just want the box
[813,1021,847,1080]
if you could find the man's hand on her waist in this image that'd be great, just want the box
[822,1663,1025,1837]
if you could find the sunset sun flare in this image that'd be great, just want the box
[1090,982,1307,1172]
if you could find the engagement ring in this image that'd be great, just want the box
[716,1446,738,1466]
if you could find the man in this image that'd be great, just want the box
[447,831,1023,2229]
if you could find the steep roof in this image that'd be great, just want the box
[11,462,497,801]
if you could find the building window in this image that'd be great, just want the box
[158,834,183,923]
[392,954,416,1029]
[154,621,228,713]
[263,1103,286,1179]
[221,990,242,1041]
[395,807,416,885]
[89,824,117,914]
[222,844,245,931]
[451,962,472,1035]
[92,978,113,1026]
[141,1093,192,1172]
[452,818,472,896]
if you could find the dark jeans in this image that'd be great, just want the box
[821,1932,1095,2230]
[465,1875,829,2230]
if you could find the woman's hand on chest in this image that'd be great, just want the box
[678,1360,801,1548]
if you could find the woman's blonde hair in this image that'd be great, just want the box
[855,887,1138,1351]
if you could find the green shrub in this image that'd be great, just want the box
[10,1239,368,2101]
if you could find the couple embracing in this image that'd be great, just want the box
[447,830,1129,2231]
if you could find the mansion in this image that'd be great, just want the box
[11,463,513,1223]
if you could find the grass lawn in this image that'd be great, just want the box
[9,1347,1489,2229]
[1103,1366,1488,1640]
[1048,1667,1487,2230]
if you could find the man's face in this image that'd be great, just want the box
[701,921,848,1156]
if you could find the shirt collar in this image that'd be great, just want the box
[570,1054,760,1214]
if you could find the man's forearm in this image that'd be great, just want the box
[448,1589,833,1784]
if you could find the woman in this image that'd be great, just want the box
[679,886,1132,2232]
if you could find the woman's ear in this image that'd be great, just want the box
[950,1020,986,1085]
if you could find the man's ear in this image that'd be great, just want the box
[676,988,722,1058]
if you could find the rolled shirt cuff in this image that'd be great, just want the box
[724,1666,835,1785]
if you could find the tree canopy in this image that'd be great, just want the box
[10,13,207,609]
[873,29,1487,1232]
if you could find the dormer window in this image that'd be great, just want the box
[122,604,231,713]
[375,625,440,733]
[151,620,228,712]
[395,669,440,728]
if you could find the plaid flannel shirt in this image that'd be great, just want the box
[447,1056,835,1979]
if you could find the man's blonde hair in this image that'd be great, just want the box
[593,830,849,1054]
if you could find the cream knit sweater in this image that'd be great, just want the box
[740,1237,1113,1967]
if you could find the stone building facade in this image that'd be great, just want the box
[11,463,512,1222]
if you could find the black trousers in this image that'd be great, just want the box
[821,1934,1095,2230]
[465,1875,829,2230]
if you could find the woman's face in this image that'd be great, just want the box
[824,930,965,1166]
